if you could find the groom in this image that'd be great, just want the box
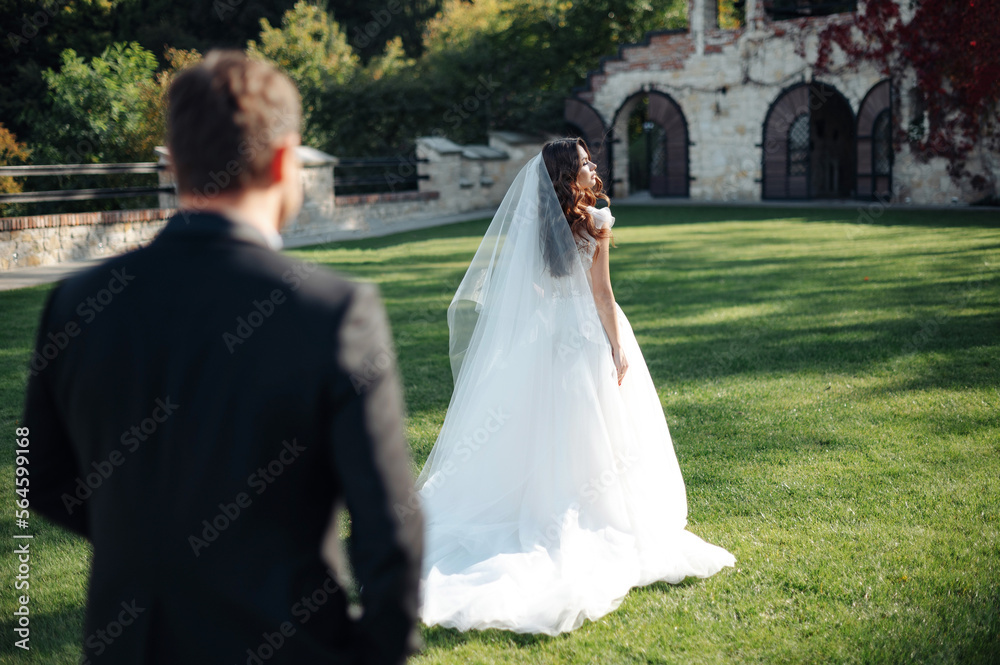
[22,50,423,664]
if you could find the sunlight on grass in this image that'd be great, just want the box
[1,205,997,663]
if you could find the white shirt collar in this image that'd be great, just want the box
[213,208,284,251]
[263,227,284,251]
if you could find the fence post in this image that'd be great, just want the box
[416,137,464,214]
[288,146,338,237]
[155,146,178,211]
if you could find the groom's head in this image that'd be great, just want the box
[166,49,303,230]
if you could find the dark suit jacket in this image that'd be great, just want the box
[23,210,424,664]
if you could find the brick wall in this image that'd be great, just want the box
[0,209,171,271]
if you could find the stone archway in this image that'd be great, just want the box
[610,90,690,198]
[762,81,856,200]
[856,79,893,201]
[564,98,612,188]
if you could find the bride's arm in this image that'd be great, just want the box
[589,233,620,350]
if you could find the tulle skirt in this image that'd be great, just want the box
[417,302,735,636]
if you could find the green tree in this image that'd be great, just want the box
[0,0,117,149]
[417,0,689,139]
[247,1,360,148]
[38,41,161,164]
[309,0,689,156]
[28,41,192,213]
[5,0,694,169]
[0,123,32,217]
[328,0,443,62]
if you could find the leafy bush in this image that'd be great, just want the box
[0,123,32,217]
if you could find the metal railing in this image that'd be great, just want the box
[334,157,429,195]
[0,163,172,205]
[762,0,857,19]
[0,155,431,206]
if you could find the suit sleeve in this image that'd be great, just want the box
[328,281,424,665]
[22,284,90,539]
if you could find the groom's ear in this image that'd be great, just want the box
[268,133,301,185]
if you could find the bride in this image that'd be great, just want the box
[414,138,735,636]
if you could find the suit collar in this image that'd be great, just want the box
[155,209,282,250]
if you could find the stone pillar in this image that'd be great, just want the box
[487,131,546,202]
[285,146,337,237]
[154,145,337,237]
[689,0,718,55]
[416,136,465,214]
[745,0,760,28]
[155,146,178,210]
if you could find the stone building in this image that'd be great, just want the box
[564,0,995,204]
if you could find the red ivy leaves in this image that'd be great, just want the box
[813,0,1000,193]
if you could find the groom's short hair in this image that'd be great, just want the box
[166,49,302,197]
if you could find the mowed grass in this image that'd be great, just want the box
[1,204,998,663]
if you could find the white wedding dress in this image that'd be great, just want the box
[415,155,735,636]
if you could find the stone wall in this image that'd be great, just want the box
[0,209,169,271]
[416,131,547,213]
[157,145,339,235]
[282,191,444,246]
[569,0,997,205]
[1,133,550,272]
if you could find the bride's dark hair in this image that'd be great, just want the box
[540,138,614,276]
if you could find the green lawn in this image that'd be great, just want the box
[1,205,998,663]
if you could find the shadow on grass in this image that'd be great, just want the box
[641,311,998,386]
[616,205,1000,229]
[417,576,708,652]
[420,623,555,650]
[295,218,493,253]
[645,577,702,593]
[351,242,998,402]
[290,206,1000,260]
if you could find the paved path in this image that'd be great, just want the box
[0,259,106,292]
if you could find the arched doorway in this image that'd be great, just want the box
[611,91,690,198]
[856,79,893,201]
[626,97,672,196]
[761,81,856,199]
[564,98,611,190]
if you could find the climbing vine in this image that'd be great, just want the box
[811,0,1000,199]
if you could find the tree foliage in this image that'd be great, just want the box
[39,41,161,164]
[0,0,117,150]
[27,42,200,213]
[246,1,360,148]
[8,0,689,163]
[327,0,444,62]
[317,0,687,154]
[0,123,32,216]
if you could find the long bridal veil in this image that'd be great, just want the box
[441,153,604,388]
[416,153,734,636]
